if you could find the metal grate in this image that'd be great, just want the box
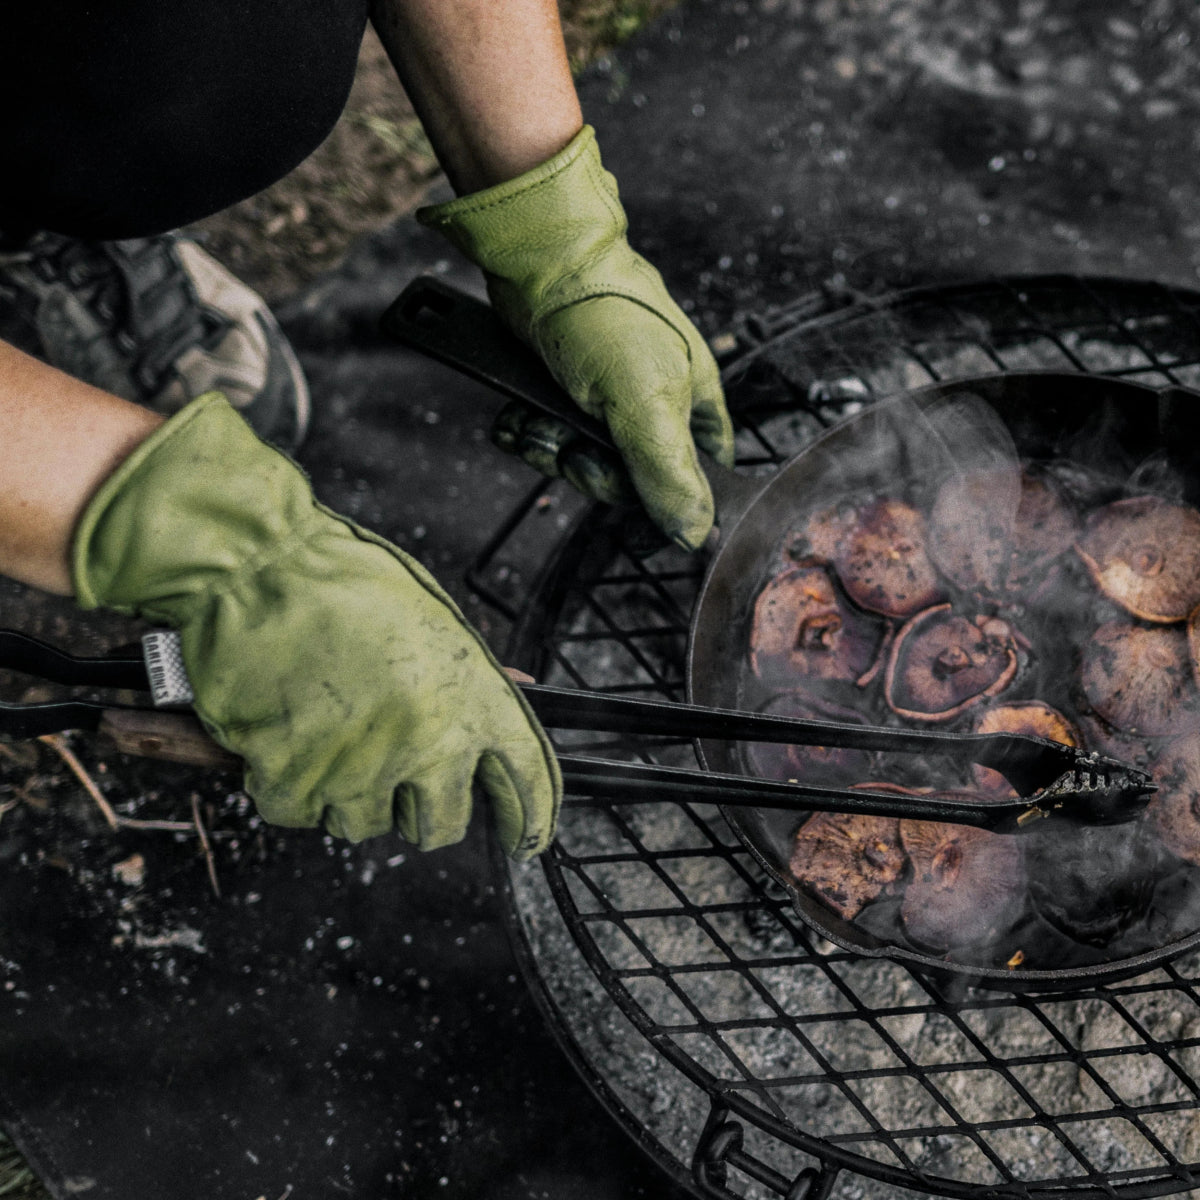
[470,276,1200,1200]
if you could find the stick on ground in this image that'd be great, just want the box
[38,734,119,830]
[191,794,221,899]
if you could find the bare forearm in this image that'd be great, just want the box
[370,0,583,194]
[0,341,161,595]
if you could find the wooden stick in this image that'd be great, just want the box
[38,733,119,830]
[191,794,221,900]
[115,817,194,833]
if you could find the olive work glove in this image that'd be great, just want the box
[418,125,736,552]
[72,394,561,859]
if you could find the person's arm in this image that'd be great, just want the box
[369,0,582,193]
[371,0,736,551]
[0,340,161,595]
[0,344,559,857]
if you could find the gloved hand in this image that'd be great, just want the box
[418,125,735,552]
[72,394,561,859]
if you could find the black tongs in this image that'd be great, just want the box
[525,685,1155,834]
[0,629,1153,835]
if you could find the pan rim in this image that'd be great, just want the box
[687,368,1200,991]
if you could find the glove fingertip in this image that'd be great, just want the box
[478,750,557,860]
[393,782,420,846]
[694,425,737,470]
[647,466,715,554]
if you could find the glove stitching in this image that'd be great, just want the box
[137,523,318,622]
[581,154,628,233]
[533,289,693,364]
[419,127,596,223]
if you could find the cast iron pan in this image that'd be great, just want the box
[384,278,1200,991]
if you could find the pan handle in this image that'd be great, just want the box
[381,276,616,450]
[380,276,754,532]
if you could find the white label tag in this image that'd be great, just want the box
[141,630,195,708]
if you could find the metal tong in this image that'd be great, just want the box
[0,629,1154,835]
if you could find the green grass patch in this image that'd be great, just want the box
[561,0,682,71]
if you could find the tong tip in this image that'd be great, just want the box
[1024,749,1155,828]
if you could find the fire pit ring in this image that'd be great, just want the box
[475,276,1200,1200]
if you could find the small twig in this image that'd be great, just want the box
[114,817,194,833]
[38,734,119,830]
[0,742,36,768]
[191,794,221,899]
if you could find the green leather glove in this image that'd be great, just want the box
[72,394,561,859]
[418,125,735,551]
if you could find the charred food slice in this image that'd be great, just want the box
[1148,737,1200,866]
[1187,602,1200,688]
[789,813,905,921]
[743,692,877,785]
[1028,821,1160,947]
[750,563,884,685]
[782,500,860,565]
[971,702,1082,796]
[899,820,1025,950]
[834,498,944,619]
[1081,621,1200,737]
[885,604,1019,722]
[1075,496,1200,622]
[929,468,1078,595]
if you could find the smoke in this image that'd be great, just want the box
[729,376,1200,975]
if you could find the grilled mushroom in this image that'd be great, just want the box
[1080,621,1200,737]
[885,604,1019,722]
[782,501,860,565]
[743,693,876,785]
[834,498,945,619]
[1027,821,1160,947]
[899,820,1025,950]
[788,813,906,921]
[750,563,884,685]
[929,468,1078,595]
[971,702,1082,796]
[1076,713,1157,774]
[1188,603,1200,687]
[1147,737,1200,866]
[1075,496,1200,622]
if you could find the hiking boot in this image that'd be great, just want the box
[0,232,310,451]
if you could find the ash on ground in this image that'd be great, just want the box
[503,321,1200,1198]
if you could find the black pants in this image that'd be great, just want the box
[0,1,371,240]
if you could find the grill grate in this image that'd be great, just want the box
[469,276,1200,1200]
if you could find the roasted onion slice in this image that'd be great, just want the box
[788,813,905,921]
[971,702,1082,796]
[899,820,1025,950]
[929,468,1078,595]
[1075,496,1200,622]
[1080,621,1200,738]
[834,498,944,619]
[884,604,1019,722]
[749,563,884,685]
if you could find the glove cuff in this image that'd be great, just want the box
[417,124,604,229]
[417,126,635,335]
[72,392,320,618]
